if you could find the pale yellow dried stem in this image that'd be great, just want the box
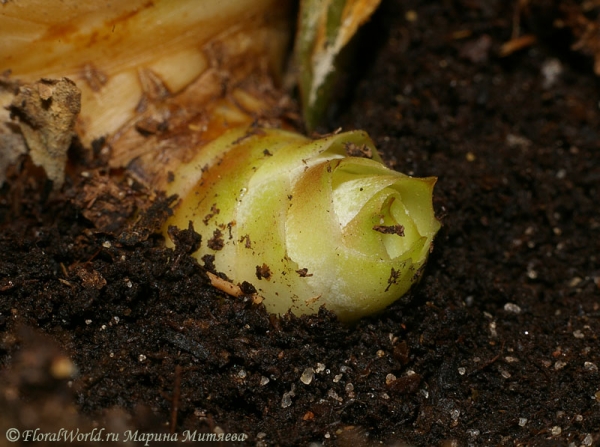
[206,271,264,305]
[0,0,292,147]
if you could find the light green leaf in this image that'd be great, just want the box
[295,0,382,131]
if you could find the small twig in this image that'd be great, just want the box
[206,271,264,304]
[206,271,243,297]
[469,342,505,376]
[512,0,524,40]
[170,365,182,434]
[499,34,536,57]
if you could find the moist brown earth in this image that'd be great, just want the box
[1,1,600,446]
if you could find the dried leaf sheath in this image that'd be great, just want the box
[0,0,292,148]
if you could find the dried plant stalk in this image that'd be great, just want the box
[0,0,292,148]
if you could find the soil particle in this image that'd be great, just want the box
[1,1,600,446]
[256,264,272,281]
[207,228,225,251]
[344,142,373,159]
[372,224,405,236]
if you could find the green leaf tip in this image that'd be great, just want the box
[295,0,382,131]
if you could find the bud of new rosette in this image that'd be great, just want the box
[164,127,441,321]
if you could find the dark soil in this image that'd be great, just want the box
[1,1,600,446]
